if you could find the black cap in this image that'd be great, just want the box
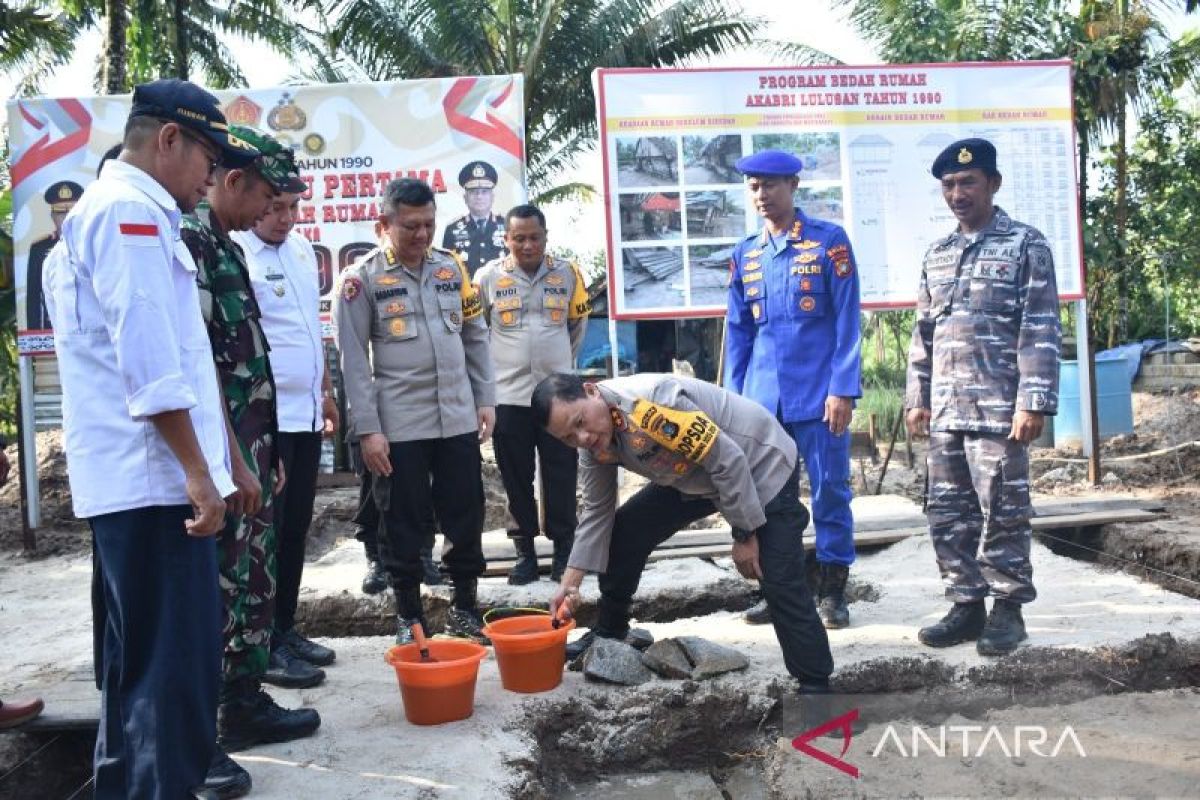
[931,138,998,179]
[130,78,260,168]
[458,160,498,189]
[44,180,84,211]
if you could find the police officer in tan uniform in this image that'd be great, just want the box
[475,204,591,585]
[533,372,833,689]
[336,178,496,644]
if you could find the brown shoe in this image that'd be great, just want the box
[0,697,44,729]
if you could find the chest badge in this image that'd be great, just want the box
[545,273,564,286]
[378,275,400,286]
[434,266,456,281]
[274,284,286,297]
[745,248,763,258]
[794,252,819,264]
[796,239,821,250]
[389,318,407,336]
[799,296,816,312]
[744,260,761,271]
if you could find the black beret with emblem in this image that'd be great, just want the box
[44,180,84,212]
[458,160,498,190]
[931,137,998,179]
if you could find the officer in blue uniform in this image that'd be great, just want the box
[724,149,862,629]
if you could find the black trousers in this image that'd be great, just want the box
[492,404,578,542]
[90,505,220,799]
[350,441,436,562]
[377,433,486,589]
[274,431,323,636]
[596,466,833,685]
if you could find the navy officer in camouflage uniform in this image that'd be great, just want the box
[440,160,507,277]
[905,137,1061,656]
[336,177,495,645]
[724,149,862,630]
[183,125,319,793]
[535,372,833,689]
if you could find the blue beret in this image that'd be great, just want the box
[931,138,998,179]
[130,78,260,169]
[735,149,803,177]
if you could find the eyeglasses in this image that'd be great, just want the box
[176,126,220,176]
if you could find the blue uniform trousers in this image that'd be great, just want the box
[90,505,220,800]
[786,420,855,566]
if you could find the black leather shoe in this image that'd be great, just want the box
[262,644,326,689]
[361,560,388,595]
[742,600,772,625]
[218,685,321,753]
[507,537,539,586]
[977,599,1028,656]
[420,547,443,587]
[918,600,987,648]
[196,746,252,799]
[281,629,336,667]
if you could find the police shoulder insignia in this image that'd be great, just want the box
[342,277,363,302]
[630,399,719,464]
[389,317,407,336]
[826,244,849,260]
[799,296,817,312]
[609,407,627,431]
[384,247,397,265]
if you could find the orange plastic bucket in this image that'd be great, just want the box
[483,611,576,693]
[384,640,488,725]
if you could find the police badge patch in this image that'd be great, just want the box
[342,277,362,302]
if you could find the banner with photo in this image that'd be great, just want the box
[7,75,527,355]
[595,61,1083,320]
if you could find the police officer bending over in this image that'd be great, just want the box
[336,178,496,645]
[905,138,1060,656]
[535,372,834,690]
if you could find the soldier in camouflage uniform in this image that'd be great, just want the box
[904,138,1061,656]
[336,177,495,645]
[182,126,321,772]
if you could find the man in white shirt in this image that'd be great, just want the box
[232,188,340,685]
[43,78,252,800]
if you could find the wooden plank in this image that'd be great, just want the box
[1032,509,1162,529]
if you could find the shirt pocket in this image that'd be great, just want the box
[541,291,567,327]
[968,260,1020,315]
[494,296,523,329]
[377,299,418,341]
[437,294,463,333]
[789,271,827,319]
[926,274,957,318]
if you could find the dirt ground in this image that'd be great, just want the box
[2,388,1199,797]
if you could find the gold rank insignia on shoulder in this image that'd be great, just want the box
[794,253,819,264]
[745,249,763,258]
[546,273,564,286]
[377,275,400,285]
[384,248,397,265]
[789,220,803,239]
[744,261,761,271]
[958,147,973,164]
[609,407,626,431]
[796,240,822,250]
[434,267,456,281]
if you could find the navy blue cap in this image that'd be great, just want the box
[130,78,260,169]
[459,160,498,189]
[931,138,998,179]
[735,149,803,177]
[44,180,83,210]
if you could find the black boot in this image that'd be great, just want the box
[742,599,772,625]
[918,600,987,648]
[262,641,325,689]
[280,628,336,667]
[394,586,427,646]
[196,746,251,800]
[217,678,321,753]
[817,563,851,629]
[420,546,443,587]
[565,598,640,662]
[507,536,539,586]
[361,560,388,595]
[976,599,1028,656]
[444,577,490,644]
[550,536,573,582]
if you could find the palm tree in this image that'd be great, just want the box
[321,0,759,198]
[2,1,95,95]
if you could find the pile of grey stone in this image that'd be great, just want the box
[580,635,749,686]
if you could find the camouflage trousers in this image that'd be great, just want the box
[926,431,1036,604]
[218,438,277,683]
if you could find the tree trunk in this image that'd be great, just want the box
[171,0,189,80]
[1115,88,1129,343]
[99,0,128,94]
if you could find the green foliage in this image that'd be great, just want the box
[1086,94,1200,342]
[851,310,913,438]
